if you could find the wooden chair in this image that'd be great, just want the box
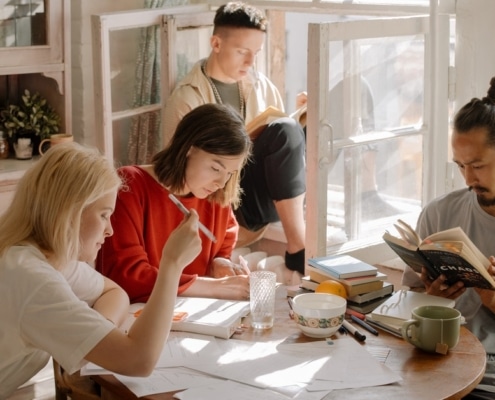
[53,360,101,400]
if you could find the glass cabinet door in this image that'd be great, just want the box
[0,0,47,47]
[0,0,66,68]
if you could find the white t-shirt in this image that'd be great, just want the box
[0,245,115,398]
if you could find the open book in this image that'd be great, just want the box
[246,105,307,140]
[124,297,250,339]
[383,219,495,290]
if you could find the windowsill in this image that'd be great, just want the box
[0,156,40,181]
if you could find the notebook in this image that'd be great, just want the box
[308,254,378,279]
[123,297,251,339]
[368,289,455,327]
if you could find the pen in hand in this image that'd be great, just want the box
[342,319,366,342]
[235,255,251,275]
[168,193,217,243]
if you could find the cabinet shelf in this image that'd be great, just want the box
[0,157,39,181]
[0,63,65,76]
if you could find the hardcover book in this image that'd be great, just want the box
[308,254,378,279]
[347,281,394,304]
[306,265,386,286]
[383,219,495,290]
[304,270,385,297]
[346,294,393,314]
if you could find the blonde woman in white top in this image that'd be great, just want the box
[0,142,201,398]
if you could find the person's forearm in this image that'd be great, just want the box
[93,286,130,327]
[126,264,183,364]
[181,276,250,300]
[181,276,217,298]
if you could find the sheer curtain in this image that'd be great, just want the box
[127,0,186,165]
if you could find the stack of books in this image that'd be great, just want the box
[302,254,394,313]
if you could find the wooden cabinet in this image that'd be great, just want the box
[0,0,70,211]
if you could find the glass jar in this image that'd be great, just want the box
[0,131,9,159]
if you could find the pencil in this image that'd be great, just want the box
[168,193,217,243]
[351,314,379,336]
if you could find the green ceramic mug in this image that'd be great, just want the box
[402,305,461,354]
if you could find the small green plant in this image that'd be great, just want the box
[0,89,61,140]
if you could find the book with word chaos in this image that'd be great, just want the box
[383,219,495,290]
[124,297,250,340]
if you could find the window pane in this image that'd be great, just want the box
[323,35,424,247]
[175,25,212,84]
[0,0,46,47]
[110,27,149,113]
[111,110,161,166]
[327,136,422,247]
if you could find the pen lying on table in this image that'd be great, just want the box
[351,314,379,336]
[342,320,366,342]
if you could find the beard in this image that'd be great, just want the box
[469,186,495,207]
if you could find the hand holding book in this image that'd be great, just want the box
[246,105,307,140]
[383,220,495,290]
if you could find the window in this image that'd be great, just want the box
[92,3,453,264]
[304,14,451,261]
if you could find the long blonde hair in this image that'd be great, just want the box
[0,143,122,267]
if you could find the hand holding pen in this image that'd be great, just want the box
[169,193,217,242]
[237,255,251,275]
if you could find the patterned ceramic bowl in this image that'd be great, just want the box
[292,293,346,338]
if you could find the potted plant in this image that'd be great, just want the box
[0,89,61,158]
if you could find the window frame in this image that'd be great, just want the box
[305,13,451,264]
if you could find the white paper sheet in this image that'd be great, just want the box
[186,338,401,390]
[85,334,401,398]
[115,367,223,397]
[80,331,222,375]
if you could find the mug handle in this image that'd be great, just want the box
[39,138,50,155]
[401,319,421,347]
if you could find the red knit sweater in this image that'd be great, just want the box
[96,166,238,303]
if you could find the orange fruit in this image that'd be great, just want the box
[315,280,347,298]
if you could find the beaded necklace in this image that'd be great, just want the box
[201,59,245,120]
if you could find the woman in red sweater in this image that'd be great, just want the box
[96,104,252,302]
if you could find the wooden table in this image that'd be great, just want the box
[93,289,486,400]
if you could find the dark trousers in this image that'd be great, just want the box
[236,117,306,231]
